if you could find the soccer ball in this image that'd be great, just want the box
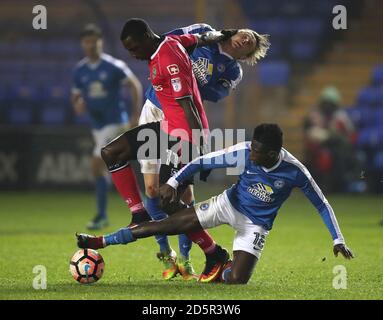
[69,249,105,284]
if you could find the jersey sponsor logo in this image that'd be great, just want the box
[247,183,274,203]
[274,179,285,189]
[167,64,179,75]
[88,81,107,98]
[192,57,213,86]
[199,203,209,211]
[153,85,163,91]
[171,77,182,92]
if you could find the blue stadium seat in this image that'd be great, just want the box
[40,105,68,125]
[372,65,383,86]
[357,87,380,106]
[257,61,290,86]
[373,150,383,170]
[290,18,325,38]
[73,112,92,126]
[9,83,42,102]
[42,84,70,102]
[7,105,34,125]
[357,127,383,147]
[250,18,290,39]
[289,40,318,60]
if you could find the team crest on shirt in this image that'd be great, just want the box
[247,183,274,203]
[217,63,225,73]
[200,203,209,211]
[99,71,107,80]
[274,179,285,189]
[171,78,182,92]
[167,64,179,75]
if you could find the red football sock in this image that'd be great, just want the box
[187,230,216,254]
[110,164,144,214]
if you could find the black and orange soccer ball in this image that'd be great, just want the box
[69,249,105,284]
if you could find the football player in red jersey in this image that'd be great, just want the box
[80,19,237,282]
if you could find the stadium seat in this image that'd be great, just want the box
[9,83,42,102]
[42,84,70,102]
[40,105,68,125]
[357,127,383,147]
[7,105,34,125]
[257,61,290,86]
[290,18,325,38]
[73,112,92,126]
[289,40,318,60]
[372,65,383,86]
[373,150,383,170]
[357,87,380,106]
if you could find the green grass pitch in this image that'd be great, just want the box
[0,186,382,300]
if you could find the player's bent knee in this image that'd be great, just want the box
[100,145,115,166]
[227,272,249,285]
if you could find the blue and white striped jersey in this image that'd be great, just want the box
[167,142,345,244]
[72,53,134,129]
[145,23,243,108]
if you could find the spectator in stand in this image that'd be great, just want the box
[303,86,362,192]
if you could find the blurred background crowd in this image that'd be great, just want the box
[0,0,382,193]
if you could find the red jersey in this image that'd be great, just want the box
[148,34,209,143]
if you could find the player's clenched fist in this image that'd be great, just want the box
[159,184,177,208]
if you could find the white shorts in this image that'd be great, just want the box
[138,99,164,174]
[195,191,269,259]
[91,124,125,157]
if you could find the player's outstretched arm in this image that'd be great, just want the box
[196,29,238,47]
[297,169,355,260]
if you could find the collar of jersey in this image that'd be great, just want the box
[85,57,102,70]
[150,37,168,60]
[218,43,234,60]
[261,150,284,173]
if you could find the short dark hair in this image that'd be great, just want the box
[120,18,152,41]
[80,23,102,39]
[252,123,283,152]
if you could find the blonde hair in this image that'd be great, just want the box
[239,29,270,66]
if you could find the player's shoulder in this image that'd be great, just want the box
[227,141,251,153]
[100,53,127,70]
[280,148,310,176]
[74,57,88,71]
[182,23,214,34]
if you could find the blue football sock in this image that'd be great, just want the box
[96,176,108,219]
[178,200,194,259]
[178,234,192,259]
[146,197,170,253]
[104,228,136,246]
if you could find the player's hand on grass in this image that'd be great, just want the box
[333,243,354,260]
[159,184,177,208]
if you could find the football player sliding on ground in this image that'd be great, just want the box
[77,123,354,284]
[135,23,270,280]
